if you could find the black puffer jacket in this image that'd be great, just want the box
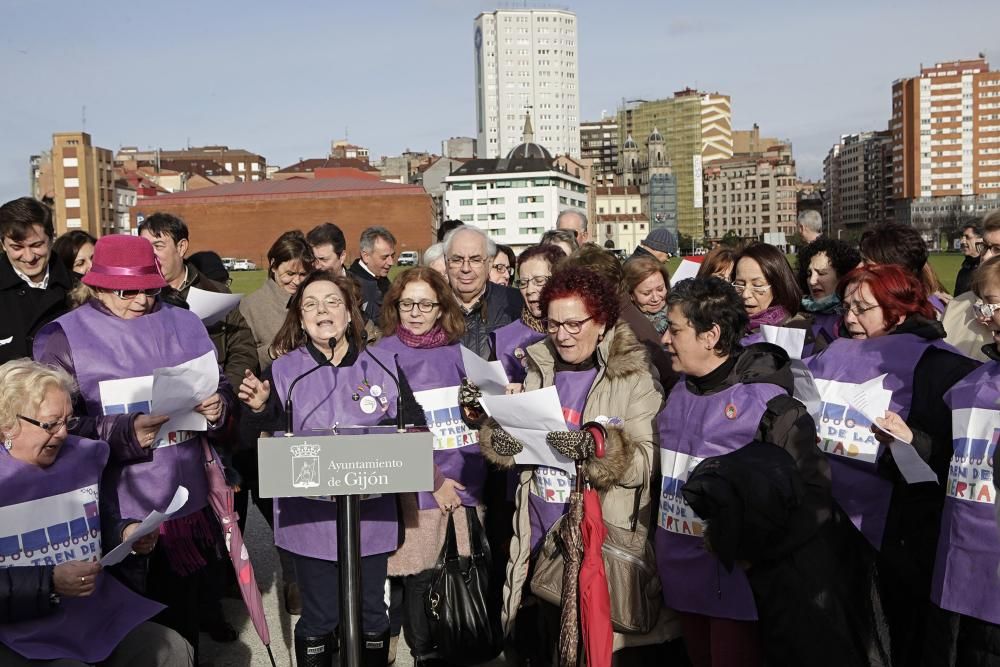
[460,282,523,360]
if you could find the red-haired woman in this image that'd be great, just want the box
[475,266,673,660]
[805,264,980,666]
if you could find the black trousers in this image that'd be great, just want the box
[293,551,390,638]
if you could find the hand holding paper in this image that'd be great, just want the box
[151,350,220,441]
[479,386,575,472]
[100,486,189,566]
[849,382,938,485]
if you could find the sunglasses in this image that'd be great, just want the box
[112,288,162,300]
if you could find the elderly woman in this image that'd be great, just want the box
[373,268,490,665]
[476,266,671,662]
[491,244,566,384]
[658,277,884,667]
[732,243,811,347]
[0,361,193,666]
[796,238,861,344]
[806,264,979,666]
[239,271,402,667]
[421,242,448,278]
[32,235,233,660]
[52,230,96,281]
[623,255,671,337]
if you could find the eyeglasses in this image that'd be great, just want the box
[113,288,161,300]
[491,264,512,275]
[399,299,439,313]
[974,241,986,255]
[301,297,345,313]
[973,301,1000,319]
[514,275,551,289]
[447,256,486,269]
[839,302,880,317]
[731,283,771,296]
[546,316,593,335]
[17,414,79,434]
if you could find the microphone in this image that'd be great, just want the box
[284,336,337,435]
[362,345,405,432]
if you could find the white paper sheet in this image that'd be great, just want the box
[186,287,243,327]
[849,381,939,485]
[670,259,701,286]
[100,486,189,566]
[460,345,511,396]
[790,360,822,418]
[151,350,219,442]
[479,385,575,473]
[761,324,806,360]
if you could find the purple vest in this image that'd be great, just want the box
[811,312,841,346]
[492,319,546,384]
[655,378,784,620]
[0,437,162,662]
[269,347,400,560]
[374,336,486,510]
[35,302,216,519]
[806,334,942,548]
[931,361,1000,623]
[526,368,597,554]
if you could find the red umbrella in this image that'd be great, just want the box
[202,441,276,667]
[579,488,613,667]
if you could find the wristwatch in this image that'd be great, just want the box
[48,571,61,607]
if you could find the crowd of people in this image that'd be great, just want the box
[0,194,998,667]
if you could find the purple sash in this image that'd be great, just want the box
[931,362,1000,623]
[806,334,946,548]
[655,379,784,620]
[269,347,400,560]
[35,302,217,519]
[526,368,596,554]
[492,319,546,383]
[0,437,162,662]
[374,336,486,509]
[811,312,840,347]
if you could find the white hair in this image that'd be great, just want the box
[797,210,822,233]
[442,224,496,259]
[422,242,445,266]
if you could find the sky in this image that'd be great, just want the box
[1,0,999,202]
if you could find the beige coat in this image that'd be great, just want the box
[239,278,291,371]
[479,321,680,650]
[943,291,992,362]
[387,496,486,576]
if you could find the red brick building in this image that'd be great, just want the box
[131,176,434,266]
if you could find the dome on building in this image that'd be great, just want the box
[623,134,638,150]
[506,142,552,161]
[648,127,664,143]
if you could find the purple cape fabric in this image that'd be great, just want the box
[0,436,162,662]
[806,334,944,548]
[269,347,400,560]
[35,301,216,519]
[526,367,596,554]
[931,361,1000,623]
[811,311,841,346]
[655,379,784,621]
[492,319,546,384]
[373,336,487,509]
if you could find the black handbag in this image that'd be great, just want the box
[425,507,503,666]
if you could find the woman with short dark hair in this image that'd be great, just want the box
[796,238,861,343]
[806,264,980,665]
[658,276,884,667]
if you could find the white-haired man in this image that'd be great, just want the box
[797,210,823,244]
[556,209,590,245]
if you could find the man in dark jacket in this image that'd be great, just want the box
[0,197,72,365]
[444,225,522,359]
[629,228,675,263]
[954,220,983,296]
[347,226,396,324]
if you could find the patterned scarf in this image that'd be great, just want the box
[521,306,547,334]
[801,293,840,314]
[747,304,790,332]
[642,307,670,336]
[397,324,450,349]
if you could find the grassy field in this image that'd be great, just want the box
[229,253,969,298]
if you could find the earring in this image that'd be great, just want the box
[3,434,11,451]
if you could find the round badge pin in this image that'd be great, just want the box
[360,396,378,414]
[369,385,382,398]
[725,403,737,420]
[513,347,525,359]
[352,393,360,402]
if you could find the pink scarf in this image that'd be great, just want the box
[748,305,789,332]
[397,324,450,349]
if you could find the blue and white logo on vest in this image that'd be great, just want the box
[531,467,575,504]
[414,386,479,451]
[658,450,706,537]
[812,374,890,464]
[949,408,998,505]
[0,486,101,567]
